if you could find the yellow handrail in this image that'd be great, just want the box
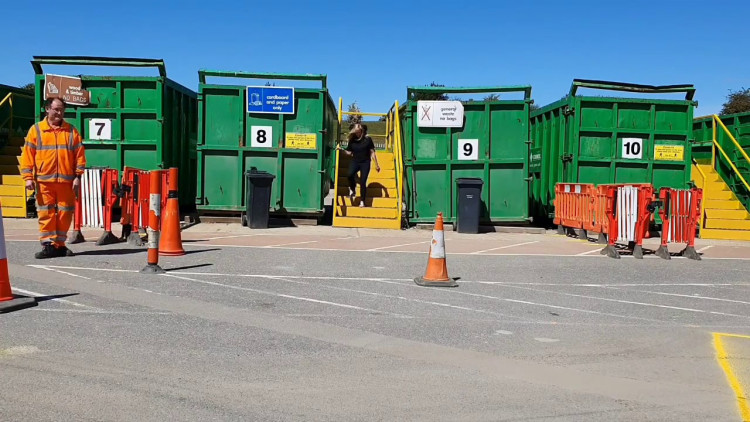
[712,131,750,194]
[0,93,12,108]
[714,114,750,165]
[394,100,404,227]
[691,159,707,230]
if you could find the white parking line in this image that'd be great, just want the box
[260,275,530,322]
[471,241,540,254]
[161,273,412,318]
[11,287,100,310]
[367,241,428,251]
[264,240,319,247]
[576,248,603,256]
[697,245,714,253]
[601,286,750,306]
[496,284,750,320]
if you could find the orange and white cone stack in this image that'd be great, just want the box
[0,200,38,312]
[140,170,165,274]
[414,212,458,287]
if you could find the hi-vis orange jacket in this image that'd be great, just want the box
[20,119,86,184]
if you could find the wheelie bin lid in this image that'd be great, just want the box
[456,178,484,186]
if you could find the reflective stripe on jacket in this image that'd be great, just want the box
[20,119,86,183]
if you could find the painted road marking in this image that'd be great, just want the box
[24,265,750,325]
[33,309,171,315]
[470,241,540,254]
[698,245,714,253]
[576,248,603,256]
[602,286,750,306]
[161,273,412,318]
[11,287,99,310]
[713,332,750,421]
[264,240,319,247]
[367,241,429,251]
[534,338,560,343]
[497,284,750,320]
[494,330,513,335]
[178,243,750,260]
[261,275,530,322]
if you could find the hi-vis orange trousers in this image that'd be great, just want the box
[36,182,75,247]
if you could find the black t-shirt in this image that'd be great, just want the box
[346,136,375,163]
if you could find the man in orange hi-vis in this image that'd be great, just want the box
[20,97,86,259]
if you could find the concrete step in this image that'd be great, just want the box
[1,206,27,218]
[335,205,398,219]
[0,196,27,207]
[337,186,398,198]
[705,208,750,220]
[0,146,22,156]
[338,178,397,189]
[704,189,736,200]
[704,199,745,210]
[0,185,26,196]
[0,155,21,165]
[1,175,26,186]
[335,196,398,208]
[700,228,750,241]
[704,218,750,230]
[332,215,401,229]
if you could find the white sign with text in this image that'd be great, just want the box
[417,100,464,128]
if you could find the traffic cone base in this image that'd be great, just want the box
[414,276,458,288]
[414,212,458,288]
[0,297,38,313]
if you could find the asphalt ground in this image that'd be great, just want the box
[2,220,750,421]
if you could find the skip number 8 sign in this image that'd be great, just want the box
[458,139,479,160]
[251,126,273,148]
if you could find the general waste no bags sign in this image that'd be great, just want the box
[417,101,464,128]
[247,86,295,114]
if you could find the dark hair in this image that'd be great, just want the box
[44,97,67,109]
[361,124,368,134]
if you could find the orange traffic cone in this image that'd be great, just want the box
[414,212,458,287]
[0,201,37,312]
[158,167,185,256]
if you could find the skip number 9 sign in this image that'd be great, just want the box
[458,139,479,160]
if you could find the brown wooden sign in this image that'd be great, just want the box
[44,74,90,106]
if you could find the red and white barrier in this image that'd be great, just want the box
[657,188,702,260]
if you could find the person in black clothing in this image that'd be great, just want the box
[338,124,380,207]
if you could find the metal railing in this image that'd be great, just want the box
[0,91,34,137]
[691,159,707,231]
[334,98,404,227]
[711,114,750,197]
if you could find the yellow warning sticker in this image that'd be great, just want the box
[654,145,684,161]
[285,133,316,150]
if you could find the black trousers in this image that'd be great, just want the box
[347,160,371,202]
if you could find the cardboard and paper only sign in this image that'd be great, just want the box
[44,74,90,106]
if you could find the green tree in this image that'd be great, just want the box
[346,101,362,127]
[408,82,448,101]
[720,88,750,115]
[19,83,35,91]
[483,94,500,102]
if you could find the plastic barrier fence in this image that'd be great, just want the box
[554,183,701,260]
[657,188,703,260]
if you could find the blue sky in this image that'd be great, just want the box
[2,0,746,116]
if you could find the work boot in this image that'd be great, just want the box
[34,243,58,259]
[55,246,74,257]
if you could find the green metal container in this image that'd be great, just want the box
[196,71,338,217]
[0,83,35,144]
[401,86,533,225]
[529,79,696,221]
[693,112,750,209]
[31,56,198,209]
